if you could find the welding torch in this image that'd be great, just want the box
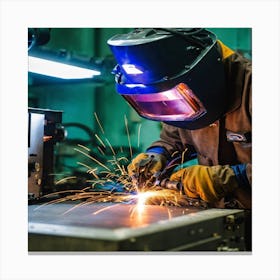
[132,154,209,208]
[131,152,182,188]
[131,153,183,192]
[137,156,210,209]
[158,178,182,191]
[158,178,208,208]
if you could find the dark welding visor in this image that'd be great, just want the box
[122,82,206,121]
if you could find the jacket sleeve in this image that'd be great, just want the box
[231,163,251,189]
[147,123,187,158]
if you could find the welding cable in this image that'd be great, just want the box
[62,123,96,145]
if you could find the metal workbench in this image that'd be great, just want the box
[28,202,249,252]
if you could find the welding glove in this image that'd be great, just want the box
[127,152,167,178]
[170,165,240,203]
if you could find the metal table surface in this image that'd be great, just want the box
[28,202,247,251]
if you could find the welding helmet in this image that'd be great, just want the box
[107,28,226,130]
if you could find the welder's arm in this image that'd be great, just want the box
[170,163,251,208]
[149,123,186,157]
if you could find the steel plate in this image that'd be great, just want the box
[28,202,244,242]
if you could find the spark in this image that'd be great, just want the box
[77,143,91,151]
[97,146,106,156]
[95,134,106,148]
[124,115,133,159]
[94,112,105,134]
[105,137,116,156]
[117,156,129,162]
[181,147,189,165]
[171,151,180,158]
[137,123,142,148]
[62,200,94,215]
[55,176,77,185]
[77,161,96,171]
[74,147,110,171]
[92,203,120,215]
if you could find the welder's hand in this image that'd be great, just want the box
[127,152,167,178]
[170,165,239,203]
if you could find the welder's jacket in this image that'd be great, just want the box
[149,49,252,208]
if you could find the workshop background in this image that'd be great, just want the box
[28,27,252,183]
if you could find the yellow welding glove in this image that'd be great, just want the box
[170,165,239,203]
[127,152,167,177]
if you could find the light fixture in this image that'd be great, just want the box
[28,47,102,80]
[28,56,101,79]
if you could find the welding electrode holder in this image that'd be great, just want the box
[160,178,209,209]
[159,178,183,192]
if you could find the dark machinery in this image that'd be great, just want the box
[28,107,64,201]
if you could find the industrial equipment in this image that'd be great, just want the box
[28,108,64,201]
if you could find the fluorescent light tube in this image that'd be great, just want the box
[28,56,101,79]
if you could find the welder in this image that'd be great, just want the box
[107,28,251,210]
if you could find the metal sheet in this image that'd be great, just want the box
[29,203,202,239]
[28,202,246,251]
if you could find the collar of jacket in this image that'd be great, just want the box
[217,40,234,59]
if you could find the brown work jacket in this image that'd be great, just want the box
[149,51,252,208]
